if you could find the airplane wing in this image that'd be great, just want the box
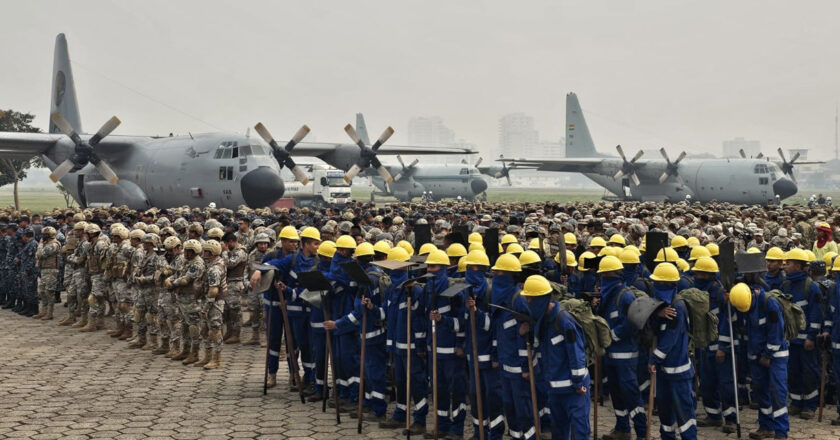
[501,157,622,174]
[0,132,63,160]
[290,141,475,157]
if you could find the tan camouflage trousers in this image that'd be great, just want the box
[177,293,201,350]
[37,269,59,308]
[200,298,225,352]
[134,286,159,335]
[63,266,78,316]
[74,269,89,317]
[87,273,108,318]
[111,279,131,325]
[157,289,180,343]
[225,281,244,335]
[246,286,262,330]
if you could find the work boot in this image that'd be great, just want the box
[128,332,146,348]
[204,351,221,369]
[23,301,37,317]
[12,298,23,313]
[40,304,54,320]
[194,347,211,367]
[32,303,45,319]
[72,313,87,328]
[143,334,157,351]
[58,313,74,326]
[105,301,115,316]
[601,430,632,440]
[697,417,723,427]
[80,316,99,332]
[172,344,190,361]
[119,323,133,340]
[402,422,426,436]
[831,417,840,426]
[243,330,260,345]
[109,322,124,337]
[166,340,180,358]
[95,316,105,330]
[788,406,801,416]
[224,328,240,344]
[799,409,814,420]
[379,418,403,429]
[749,429,774,439]
[153,338,170,355]
[722,422,737,434]
[266,374,277,388]
[182,344,200,365]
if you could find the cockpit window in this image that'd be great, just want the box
[222,148,232,159]
[239,145,252,156]
[459,168,469,175]
[753,164,768,174]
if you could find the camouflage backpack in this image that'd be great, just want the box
[559,298,612,365]
[674,288,719,350]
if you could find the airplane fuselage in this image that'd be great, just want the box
[369,163,488,201]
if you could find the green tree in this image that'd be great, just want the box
[0,109,43,210]
[56,184,75,208]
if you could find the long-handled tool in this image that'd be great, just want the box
[593,356,600,440]
[357,291,369,433]
[263,298,273,396]
[279,284,305,404]
[405,292,413,439]
[646,370,655,440]
[431,313,439,439]
[324,297,341,424]
[818,341,827,422]
[727,303,742,438]
[525,334,541,440]
[468,287,486,440]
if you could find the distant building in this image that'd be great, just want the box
[407,116,455,147]
[722,137,761,158]
[498,113,539,159]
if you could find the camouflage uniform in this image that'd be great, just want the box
[246,246,267,335]
[103,236,120,316]
[109,239,133,335]
[160,250,185,356]
[172,253,205,363]
[223,243,248,342]
[69,238,90,327]
[58,231,79,324]
[235,229,254,253]
[19,237,38,313]
[133,240,163,348]
[201,255,227,354]
[35,235,61,315]
[128,240,146,338]
[85,234,110,326]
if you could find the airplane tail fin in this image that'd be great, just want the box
[565,92,598,158]
[355,113,371,145]
[50,33,82,134]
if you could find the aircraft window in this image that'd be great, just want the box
[240,145,252,156]
[753,164,768,174]
[232,147,239,158]
[239,165,247,172]
[214,149,223,159]
[222,149,232,159]
[459,168,469,175]
[227,166,234,180]
[759,177,769,185]
[219,167,227,180]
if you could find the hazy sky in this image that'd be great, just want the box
[2,0,839,160]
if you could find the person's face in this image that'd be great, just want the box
[767,260,782,272]
[239,222,248,232]
[693,271,713,281]
[784,260,801,274]
[427,264,444,273]
[303,239,320,254]
[281,239,298,253]
[257,242,268,253]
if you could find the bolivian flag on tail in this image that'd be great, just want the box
[568,124,575,131]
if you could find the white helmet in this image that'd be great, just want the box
[208,202,217,209]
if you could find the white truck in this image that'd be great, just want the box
[282,165,352,207]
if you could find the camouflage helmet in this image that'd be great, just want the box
[202,239,222,256]
[85,223,101,234]
[163,236,182,250]
[206,227,224,240]
[142,233,161,247]
[133,221,147,231]
[146,224,160,235]
[173,217,189,230]
[183,239,202,253]
[188,222,204,236]
[73,221,88,231]
[72,213,86,222]
[161,226,176,237]
[41,226,57,237]
[129,229,145,240]
[112,228,129,240]
[254,233,270,244]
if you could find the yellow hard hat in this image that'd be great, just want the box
[318,240,337,258]
[692,256,719,273]
[468,232,483,244]
[300,227,321,241]
[397,240,414,256]
[765,247,785,261]
[446,243,468,258]
[279,225,300,240]
[654,247,679,262]
[598,247,618,257]
[506,243,524,255]
[354,242,375,258]
[671,235,688,249]
[608,234,626,246]
[675,258,690,272]
[491,253,522,272]
[689,246,711,261]
[425,249,451,266]
[650,262,680,282]
[823,251,838,266]
[805,250,817,262]
[590,236,607,248]
[501,234,518,245]
[625,245,641,256]
[335,235,357,250]
[521,275,552,297]
[387,246,410,262]
[418,243,437,256]
[528,238,542,250]
[730,282,752,312]
[747,247,761,254]
[464,250,490,267]
[686,236,701,248]
[619,248,641,264]
[373,240,392,255]
[597,255,624,273]
[554,250,577,267]
[785,248,808,263]
[705,242,720,257]
[564,232,577,246]
[469,242,485,252]
[831,255,840,272]
[578,251,596,272]
[519,250,542,266]
[457,256,467,273]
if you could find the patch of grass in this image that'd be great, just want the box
[0,188,73,214]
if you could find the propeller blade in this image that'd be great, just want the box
[631,172,641,186]
[790,152,800,163]
[739,149,747,158]
[370,126,394,151]
[94,160,119,184]
[344,124,366,149]
[674,151,687,164]
[475,157,483,168]
[493,171,503,179]
[616,145,627,161]
[290,165,310,185]
[789,172,797,184]
[50,112,82,145]
[376,165,394,184]
[344,163,363,183]
[631,150,644,163]
[756,152,764,159]
[254,123,279,148]
[658,172,669,184]
[614,170,625,180]
[0,110,4,119]
[393,171,405,182]
[506,174,512,186]
[397,154,406,168]
[284,125,310,151]
[777,147,787,162]
[89,116,121,146]
[659,148,670,163]
[49,159,76,182]
[408,159,419,168]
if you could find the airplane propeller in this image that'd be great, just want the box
[393,154,419,182]
[495,155,513,186]
[343,124,395,184]
[254,123,311,185]
[739,149,764,159]
[658,148,686,184]
[613,145,644,186]
[474,157,483,168]
[49,112,120,185]
[777,148,800,183]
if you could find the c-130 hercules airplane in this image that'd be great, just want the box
[504,93,815,205]
[0,34,472,209]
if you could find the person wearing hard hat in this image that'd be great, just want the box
[588,236,606,256]
[552,250,581,296]
[619,248,652,295]
[692,257,737,433]
[671,235,690,261]
[462,250,505,440]
[446,243,468,279]
[577,251,599,294]
[824,257,840,426]
[308,240,335,399]
[522,275,590,440]
[422,248,467,439]
[598,255,648,440]
[647,262,698,440]
[490,254,535,440]
[812,221,838,262]
[781,248,823,420]
[378,246,429,434]
[764,247,786,291]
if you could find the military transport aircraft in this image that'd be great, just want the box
[0,34,471,209]
[501,92,812,205]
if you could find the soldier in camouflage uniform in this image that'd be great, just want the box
[0,222,8,308]
[57,220,81,325]
[69,222,91,328]
[236,218,254,253]
[81,223,110,332]
[198,239,227,369]
[106,227,131,338]
[166,239,205,364]
[19,228,39,317]
[243,233,270,345]
[222,232,248,344]
[130,233,161,349]
[103,224,123,318]
[125,228,146,343]
[158,236,184,357]
[34,226,61,320]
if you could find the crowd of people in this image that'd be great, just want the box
[3,199,840,440]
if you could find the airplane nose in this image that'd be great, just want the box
[240,166,285,208]
[470,178,488,195]
[773,177,797,200]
